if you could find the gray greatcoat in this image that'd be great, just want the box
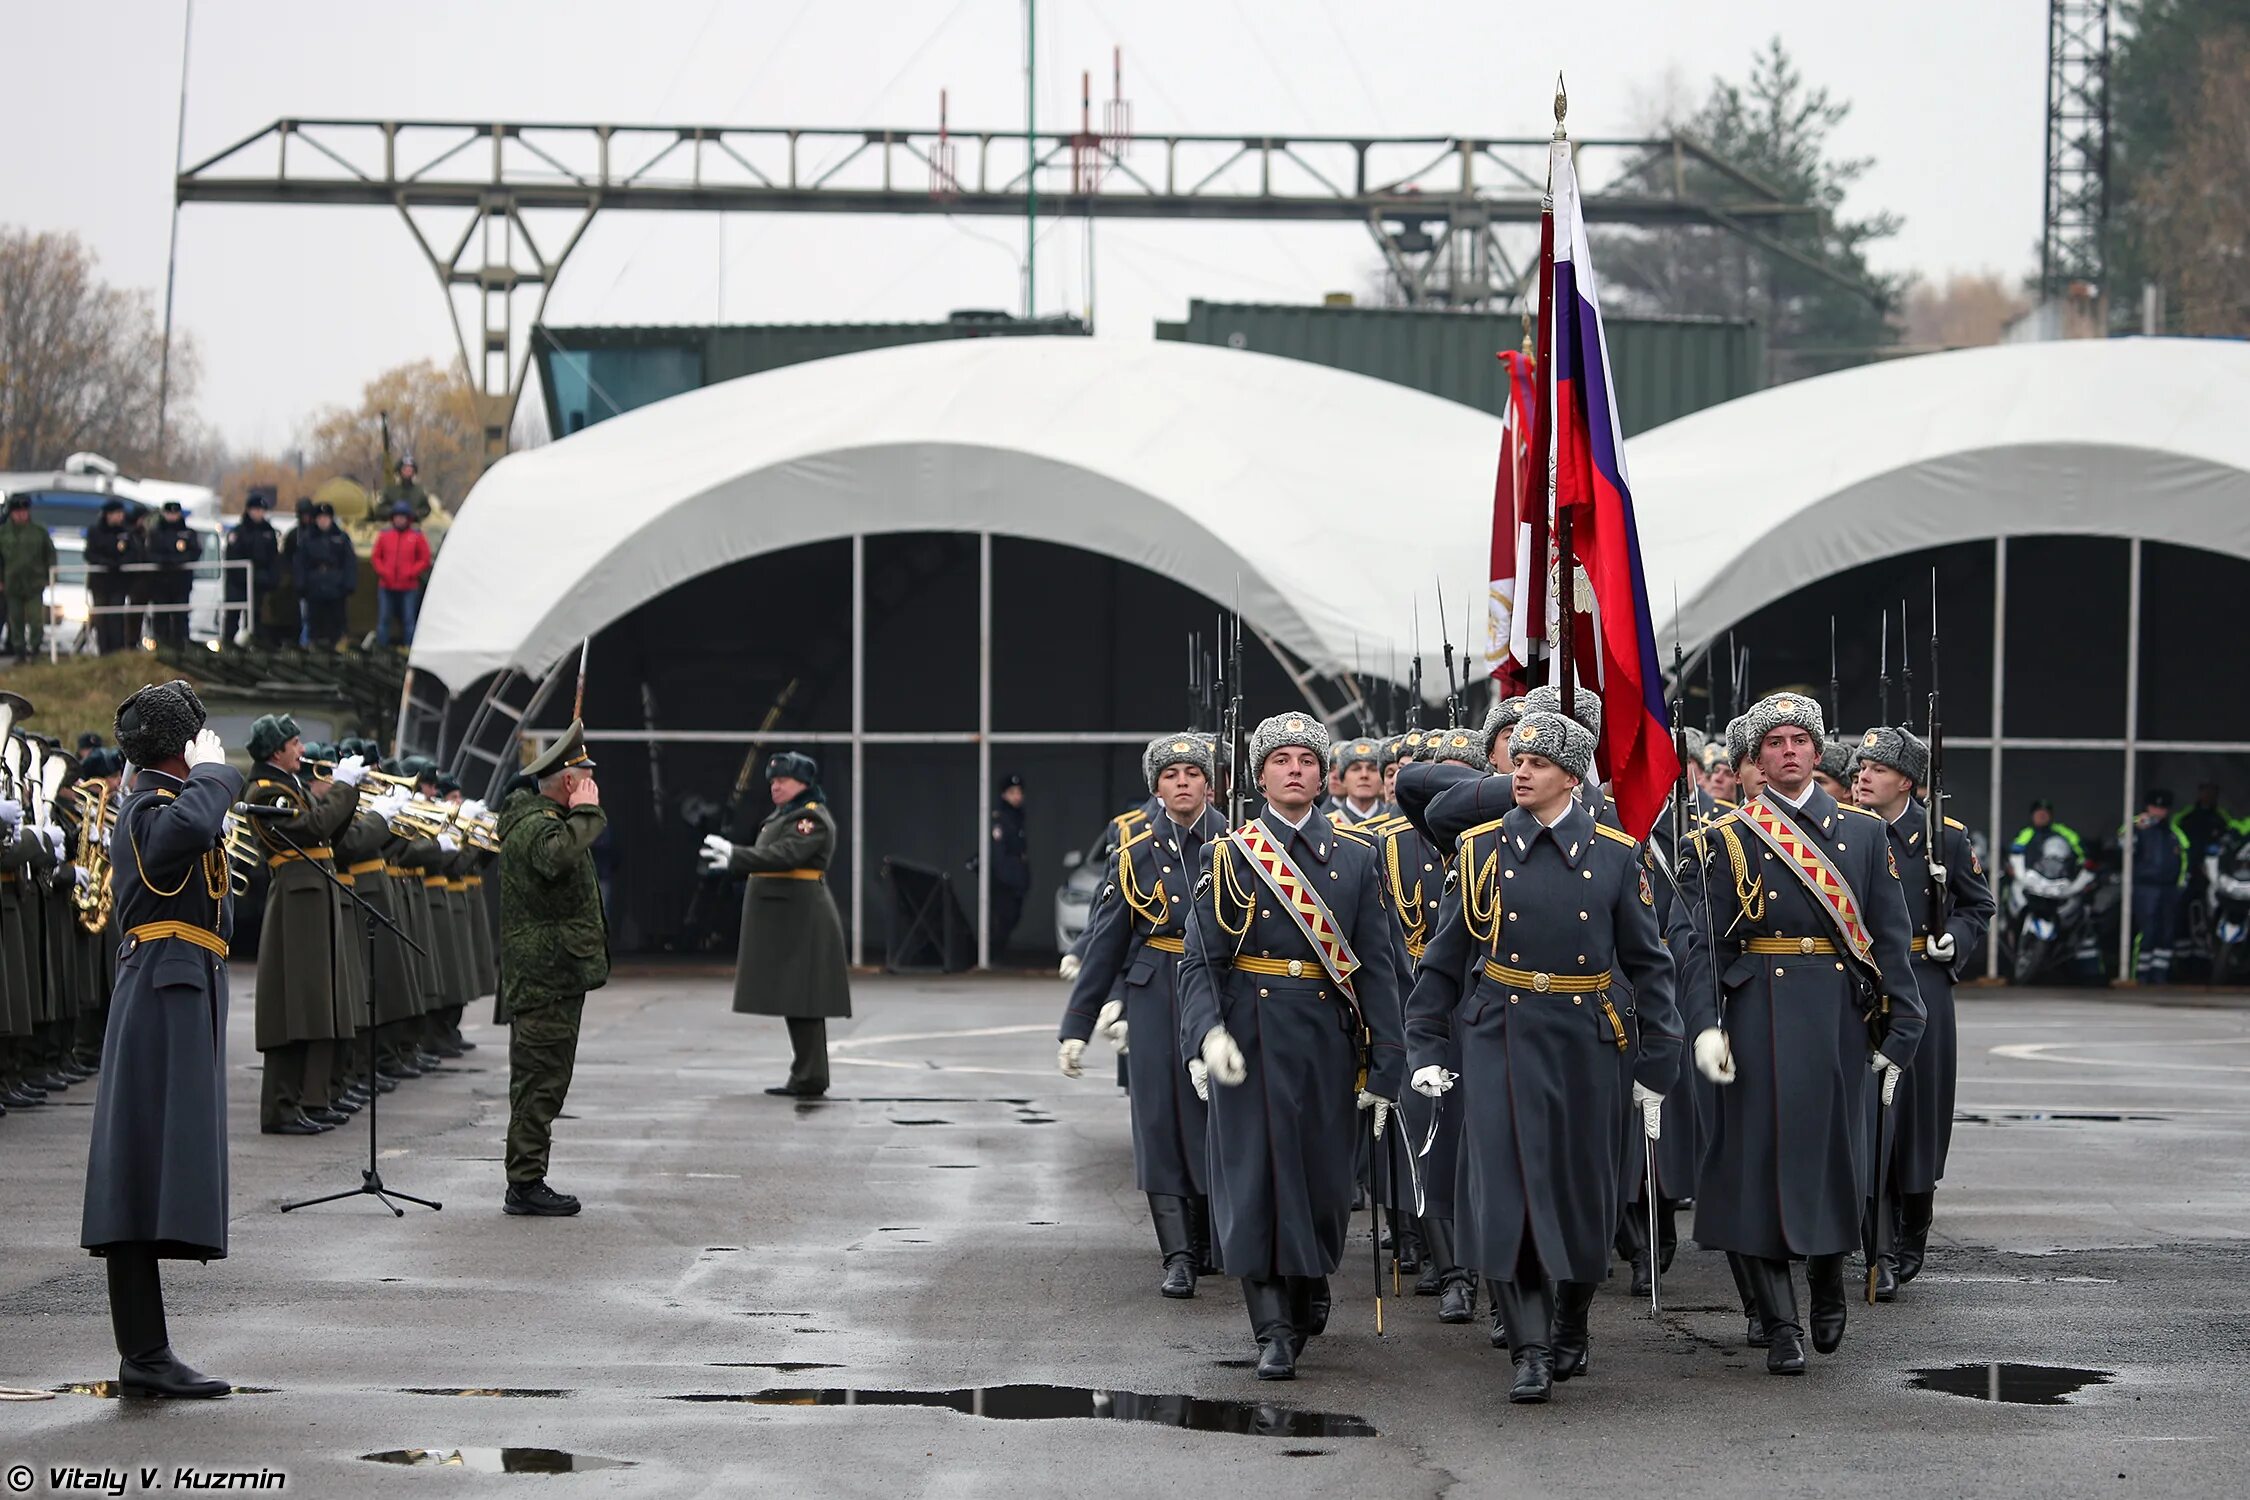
[1371,815,1457,1221]
[1406,801,1682,1284]
[1059,802,1228,1197]
[0,825,35,1041]
[81,763,245,1260]
[1176,809,1406,1280]
[727,797,851,1020]
[245,763,358,1051]
[1879,802,1995,1194]
[1680,786,1926,1259]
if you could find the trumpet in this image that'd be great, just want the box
[219,810,262,896]
[72,780,116,934]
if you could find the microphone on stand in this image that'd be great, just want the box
[232,802,296,818]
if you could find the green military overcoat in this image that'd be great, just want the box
[727,798,851,1020]
[244,765,358,1051]
[497,786,608,1015]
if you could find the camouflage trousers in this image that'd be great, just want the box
[506,993,584,1184]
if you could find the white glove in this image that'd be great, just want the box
[1633,1081,1664,1141]
[1187,1058,1210,1101]
[43,826,66,860]
[0,797,19,830]
[1095,999,1128,1054]
[701,833,735,867]
[1057,952,1082,982]
[1924,932,1956,964]
[1693,1027,1736,1085]
[1199,1026,1246,1088]
[1928,862,1948,887]
[184,728,226,768]
[370,788,409,820]
[1411,1065,1453,1098]
[74,866,92,892]
[436,833,460,854]
[1356,1090,1391,1140]
[331,754,368,787]
[1872,1052,1902,1107]
[1057,1038,1086,1079]
[460,799,487,820]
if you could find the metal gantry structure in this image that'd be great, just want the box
[2041,0,2111,301]
[177,117,1830,458]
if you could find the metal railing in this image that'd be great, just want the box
[30,558,258,659]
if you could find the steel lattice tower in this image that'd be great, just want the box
[2042,0,2111,298]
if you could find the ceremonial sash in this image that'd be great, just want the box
[1735,797,1881,981]
[1227,820,1362,1001]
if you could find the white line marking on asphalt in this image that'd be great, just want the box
[1990,1042,2250,1072]
[833,1024,1056,1050]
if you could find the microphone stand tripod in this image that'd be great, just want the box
[267,819,440,1217]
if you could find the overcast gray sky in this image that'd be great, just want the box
[2,0,2046,457]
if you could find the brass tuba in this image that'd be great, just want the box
[73,779,115,934]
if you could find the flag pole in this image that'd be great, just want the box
[1545,75,1575,722]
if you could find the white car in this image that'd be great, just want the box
[0,455,227,652]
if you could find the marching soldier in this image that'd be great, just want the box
[1851,725,1995,1297]
[242,714,367,1135]
[1176,713,1404,1381]
[1679,693,1924,1375]
[1813,737,1855,801]
[497,722,607,1215]
[1057,734,1228,1297]
[81,680,241,1397]
[699,751,852,1099]
[1406,712,1680,1405]
[1326,738,1391,829]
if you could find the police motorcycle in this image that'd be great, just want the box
[2206,836,2250,985]
[2004,829,2107,985]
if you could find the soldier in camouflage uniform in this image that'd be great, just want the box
[496,722,607,1216]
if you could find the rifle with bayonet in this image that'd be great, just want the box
[1435,577,1461,727]
[1924,568,1948,936]
[1877,608,1892,727]
[1223,600,1248,829]
[1900,597,1915,732]
[1829,617,1841,734]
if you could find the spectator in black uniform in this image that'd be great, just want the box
[148,500,203,646]
[223,491,282,646]
[988,772,1030,957]
[83,499,143,654]
[292,503,357,651]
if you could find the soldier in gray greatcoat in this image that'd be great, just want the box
[1058,734,1230,1298]
[1680,693,1925,1376]
[1850,724,1995,1298]
[80,680,242,1398]
[700,751,852,1098]
[1176,713,1405,1382]
[1407,713,1680,1405]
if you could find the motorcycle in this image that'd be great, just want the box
[2207,848,2250,985]
[2003,835,2109,986]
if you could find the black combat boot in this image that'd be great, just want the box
[1486,1277,1509,1349]
[1417,1218,1455,1298]
[1493,1280,1557,1403]
[1727,1252,1770,1348]
[1896,1192,1936,1284]
[1190,1195,1222,1277]
[108,1249,230,1399]
[1287,1275,1331,1356]
[1744,1257,1804,1374]
[1806,1253,1848,1354]
[1438,1276,1476,1324]
[1243,1278,1295,1380]
[1148,1194,1197,1299]
[1550,1280,1597,1380]
[503,1179,582,1217]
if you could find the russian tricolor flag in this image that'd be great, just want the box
[1546,138,1680,841]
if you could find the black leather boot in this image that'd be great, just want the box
[1727,1252,1770,1348]
[1550,1280,1596,1380]
[1655,1200,1678,1275]
[1744,1257,1804,1375]
[1896,1191,1935,1284]
[1493,1279,1556,1403]
[1438,1275,1476,1324]
[1243,1278,1295,1380]
[1190,1195,1222,1277]
[1417,1218,1455,1297]
[1617,1204,1653,1296]
[1149,1195,1197,1299]
[108,1249,229,1398]
[1286,1275,1331,1356]
[1486,1277,1509,1349]
[1807,1253,1848,1354]
[1873,1256,1899,1302]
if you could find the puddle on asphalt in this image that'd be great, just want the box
[1908,1363,2116,1404]
[55,1382,278,1398]
[360,1448,634,1473]
[893,1119,951,1127]
[667,1384,1375,1437]
[931,1164,978,1170]
[399,1388,573,1399]
[1954,1112,2166,1126]
[708,1362,843,1372]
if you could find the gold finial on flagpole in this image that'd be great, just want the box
[1554,73,1568,139]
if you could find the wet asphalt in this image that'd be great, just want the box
[1,973,2246,1498]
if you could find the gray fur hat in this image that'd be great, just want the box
[1723,714,1754,767]
[1508,711,1596,780]
[1738,692,1825,758]
[247,712,301,763]
[1855,724,1930,787]
[1524,683,1601,740]
[1332,736,1382,772]
[1481,695,1528,753]
[1142,732,1215,791]
[1248,712,1330,774]
[1818,735,1856,783]
[1426,725,1485,767]
[1680,725,1708,763]
[114,679,206,766]
[1378,734,1410,770]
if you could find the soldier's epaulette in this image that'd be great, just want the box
[1110,808,1150,837]
[1593,823,1638,848]
[1713,797,1738,809]
[1117,821,1155,853]
[1330,824,1375,848]
[1942,815,1966,831]
[1363,813,1413,838]
[801,801,821,812]
[1458,815,1508,844]
[1838,804,1880,820]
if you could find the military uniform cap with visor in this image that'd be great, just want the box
[521,720,597,782]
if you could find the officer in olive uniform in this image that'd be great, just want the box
[701,751,851,1098]
[1058,734,1229,1298]
[1408,713,1680,1404]
[1680,693,1924,1375]
[1850,724,1994,1298]
[496,722,607,1215]
[243,715,369,1134]
[1177,712,1405,1381]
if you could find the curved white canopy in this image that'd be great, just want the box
[1635,336,2250,650]
[413,336,1500,692]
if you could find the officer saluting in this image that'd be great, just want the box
[1177,713,1404,1381]
[1057,734,1228,1298]
[1407,713,1680,1405]
[1680,693,1924,1375]
[1850,725,1994,1297]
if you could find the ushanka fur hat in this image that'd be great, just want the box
[1739,692,1825,757]
[1508,711,1595,780]
[1523,683,1601,740]
[1332,736,1382,772]
[1855,724,1930,787]
[246,712,301,763]
[1247,712,1330,773]
[1425,725,1486,767]
[1141,732,1214,791]
[1481,695,1528,753]
[114,679,206,766]
[1818,735,1856,784]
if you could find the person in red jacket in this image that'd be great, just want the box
[371,504,432,648]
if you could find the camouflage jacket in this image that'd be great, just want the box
[496,786,609,1011]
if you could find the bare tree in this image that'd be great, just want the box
[2141,33,2250,335]
[305,358,488,510]
[0,227,203,473]
[1901,273,2033,349]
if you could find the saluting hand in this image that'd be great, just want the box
[183,729,226,769]
[569,776,601,809]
